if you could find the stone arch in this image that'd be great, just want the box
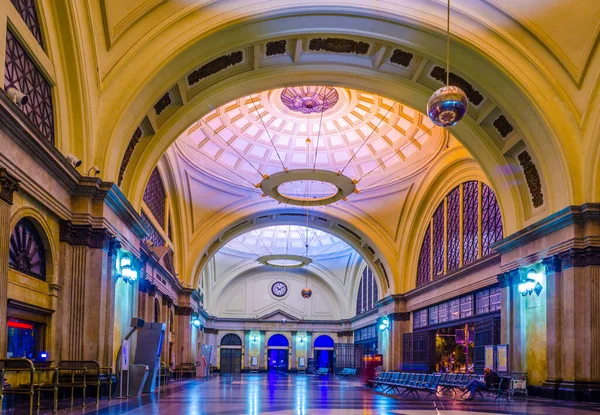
[267,334,289,348]
[220,333,243,346]
[313,335,335,349]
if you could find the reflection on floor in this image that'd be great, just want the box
[34,373,600,414]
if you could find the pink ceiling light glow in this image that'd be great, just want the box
[280,86,339,114]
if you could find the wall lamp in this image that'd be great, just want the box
[379,317,390,332]
[191,313,201,328]
[298,335,306,344]
[118,254,138,284]
[251,335,258,343]
[518,270,543,297]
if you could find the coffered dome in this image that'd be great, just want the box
[176,87,446,195]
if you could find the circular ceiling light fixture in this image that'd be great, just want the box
[259,169,356,207]
[258,254,312,268]
[281,86,339,114]
[427,0,468,127]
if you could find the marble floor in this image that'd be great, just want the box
[20,373,600,414]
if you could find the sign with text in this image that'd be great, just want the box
[121,340,129,371]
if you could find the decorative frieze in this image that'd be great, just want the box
[390,49,413,67]
[518,151,544,208]
[493,115,514,138]
[430,66,484,106]
[497,269,519,287]
[204,327,218,335]
[59,221,116,251]
[153,92,172,116]
[266,40,286,56]
[308,38,369,55]
[118,127,143,186]
[543,255,562,275]
[162,294,174,306]
[187,51,243,86]
[338,330,353,337]
[0,168,20,205]
[559,247,600,269]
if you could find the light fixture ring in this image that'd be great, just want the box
[260,169,356,206]
[258,254,312,268]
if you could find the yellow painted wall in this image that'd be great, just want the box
[525,274,548,385]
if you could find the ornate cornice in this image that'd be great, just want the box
[338,330,353,337]
[59,220,115,250]
[162,294,174,306]
[497,269,520,288]
[139,277,157,296]
[175,305,193,316]
[0,167,20,205]
[542,254,562,275]
[204,327,218,335]
[518,151,544,208]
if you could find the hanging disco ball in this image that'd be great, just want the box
[301,288,312,299]
[427,85,468,127]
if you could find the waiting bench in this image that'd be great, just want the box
[337,368,357,376]
[315,367,329,376]
[0,359,35,414]
[57,360,113,406]
[174,363,196,380]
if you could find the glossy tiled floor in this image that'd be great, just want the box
[29,373,600,414]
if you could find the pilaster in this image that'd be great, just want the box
[0,168,19,356]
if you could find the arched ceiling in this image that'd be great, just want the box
[177,87,443,192]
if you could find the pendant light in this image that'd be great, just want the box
[301,192,313,299]
[427,0,468,127]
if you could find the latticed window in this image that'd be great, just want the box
[356,266,378,315]
[432,202,445,277]
[143,168,166,229]
[446,187,460,272]
[10,0,44,48]
[463,181,479,264]
[220,333,242,346]
[141,213,165,247]
[413,309,428,329]
[9,218,46,281]
[4,29,54,143]
[415,181,502,287]
[481,183,503,256]
[416,224,431,286]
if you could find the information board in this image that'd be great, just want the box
[497,344,509,373]
[307,358,316,374]
[484,345,494,370]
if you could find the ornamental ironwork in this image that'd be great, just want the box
[220,333,242,346]
[4,29,54,143]
[416,224,431,286]
[143,168,166,228]
[9,218,46,280]
[356,266,378,315]
[10,0,44,48]
[446,186,460,272]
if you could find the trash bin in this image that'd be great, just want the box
[129,364,149,397]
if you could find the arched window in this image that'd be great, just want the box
[267,334,289,347]
[220,333,242,346]
[314,335,334,348]
[356,266,378,315]
[416,181,503,287]
[9,218,46,281]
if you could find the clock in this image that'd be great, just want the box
[271,281,288,297]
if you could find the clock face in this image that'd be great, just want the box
[271,281,288,297]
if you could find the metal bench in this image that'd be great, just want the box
[0,358,35,415]
[337,368,357,376]
[315,367,329,376]
[174,363,196,381]
[489,376,512,402]
[56,360,112,406]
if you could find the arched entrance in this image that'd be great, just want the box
[267,334,289,372]
[219,333,242,374]
[314,335,335,374]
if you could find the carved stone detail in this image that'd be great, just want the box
[175,305,193,316]
[542,255,562,275]
[337,330,353,337]
[493,115,514,138]
[390,49,413,67]
[188,51,243,86]
[153,92,172,116]
[266,40,286,56]
[430,66,484,106]
[204,327,218,334]
[497,269,519,288]
[162,294,173,306]
[59,221,115,250]
[0,168,20,205]
[518,151,544,208]
[308,38,369,55]
[118,127,143,186]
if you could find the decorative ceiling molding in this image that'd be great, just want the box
[429,66,484,106]
[266,40,286,56]
[308,38,369,54]
[518,151,544,208]
[187,51,243,86]
[493,115,514,138]
[390,49,413,67]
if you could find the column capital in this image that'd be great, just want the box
[497,269,520,287]
[558,247,600,269]
[542,254,562,275]
[389,312,410,321]
[59,220,115,250]
[204,327,218,335]
[0,168,20,205]
[338,330,353,337]
[175,305,193,316]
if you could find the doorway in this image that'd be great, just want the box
[220,348,242,374]
[314,350,333,372]
[268,349,288,372]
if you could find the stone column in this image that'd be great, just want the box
[498,269,524,371]
[0,168,19,356]
[389,312,410,371]
[543,255,562,396]
[175,305,192,364]
[59,221,118,366]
